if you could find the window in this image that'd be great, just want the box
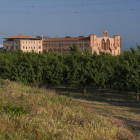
[11,46,13,49]
[26,47,27,49]
[39,51,41,54]
[34,47,35,49]
[29,41,30,43]
[113,43,114,46]
[31,47,32,49]
[99,43,100,46]
[102,39,105,50]
[39,41,40,43]
[29,47,30,49]
[85,43,89,47]
[31,41,32,43]
[23,41,24,43]
[34,41,35,43]
[26,41,27,43]
[39,46,41,49]
[107,39,110,50]
[48,44,50,47]
[16,46,18,49]
[16,42,18,44]
[23,46,25,49]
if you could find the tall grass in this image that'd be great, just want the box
[0,79,134,140]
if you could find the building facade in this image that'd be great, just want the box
[3,34,43,54]
[43,35,91,54]
[2,31,120,55]
[43,30,120,55]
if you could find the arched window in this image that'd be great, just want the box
[107,39,110,50]
[102,39,105,50]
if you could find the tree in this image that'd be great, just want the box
[62,46,81,87]
[41,51,63,88]
[78,49,93,94]
[93,51,114,93]
[116,47,140,102]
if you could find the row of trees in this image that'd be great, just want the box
[0,44,140,101]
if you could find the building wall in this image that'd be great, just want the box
[43,40,91,54]
[3,40,42,53]
[3,41,19,51]
[20,40,42,53]
[89,32,121,55]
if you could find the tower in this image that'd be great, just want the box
[103,30,108,37]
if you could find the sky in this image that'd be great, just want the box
[0,0,140,51]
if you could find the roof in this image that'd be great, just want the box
[3,34,38,39]
[43,37,90,42]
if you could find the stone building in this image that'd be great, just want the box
[43,30,121,55]
[3,34,43,54]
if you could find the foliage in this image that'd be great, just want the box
[0,44,140,100]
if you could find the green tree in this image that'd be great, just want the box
[116,47,140,101]
[93,51,114,93]
[41,51,63,88]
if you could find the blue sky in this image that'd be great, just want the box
[0,0,140,51]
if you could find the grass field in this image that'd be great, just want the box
[0,79,139,140]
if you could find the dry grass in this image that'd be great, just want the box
[54,86,140,140]
[0,79,137,140]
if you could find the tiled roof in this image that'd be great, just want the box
[43,37,90,41]
[3,34,38,39]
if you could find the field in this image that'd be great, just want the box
[0,79,140,140]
